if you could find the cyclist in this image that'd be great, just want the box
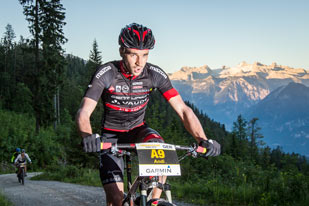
[14,149,32,177]
[76,23,221,206]
[11,148,21,163]
[11,148,21,174]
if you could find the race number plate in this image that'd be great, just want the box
[136,142,181,176]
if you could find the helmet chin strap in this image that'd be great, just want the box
[123,61,131,74]
[121,60,133,76]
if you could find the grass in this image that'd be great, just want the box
[0,191,12,206]
[30,164,309,206]
[31,165,102,187]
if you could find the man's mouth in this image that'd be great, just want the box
[135,67,142,73]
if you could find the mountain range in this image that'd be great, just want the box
[169,62,309,156]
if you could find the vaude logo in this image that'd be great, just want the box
[95,66,111,79]
[149,66,167,79]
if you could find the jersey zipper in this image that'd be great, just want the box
[127,75,133,129]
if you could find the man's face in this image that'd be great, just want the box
[120,48,149,76]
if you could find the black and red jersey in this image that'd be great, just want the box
[84,60,179,132]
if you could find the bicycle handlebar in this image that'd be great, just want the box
[100,142,207,160]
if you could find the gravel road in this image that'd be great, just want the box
[0,172,106,206]
[0,172,197,206]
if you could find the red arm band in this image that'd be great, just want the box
[162,88,179,101]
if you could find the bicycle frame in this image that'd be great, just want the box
[123,154,173,206]
[101,142,207,206]
[17,162,26,185]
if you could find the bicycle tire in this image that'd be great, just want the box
[21,168,25,185]
[147,199,176,206]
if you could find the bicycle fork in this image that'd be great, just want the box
[146,180,173,203]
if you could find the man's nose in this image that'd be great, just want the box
[136,56,142,65]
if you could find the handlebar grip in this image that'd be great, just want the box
[101,142,112,150]
[196,146,207,154]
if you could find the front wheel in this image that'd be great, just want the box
[21,168,25,185]
[147,199,176,206]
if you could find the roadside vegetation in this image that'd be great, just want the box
[0,192,12,206]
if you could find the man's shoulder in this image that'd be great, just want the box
[94,61,120,79]
[97,61,120,71]
[146,63,168,80]
[146,62,163,70]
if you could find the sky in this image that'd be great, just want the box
[1,0,309,73]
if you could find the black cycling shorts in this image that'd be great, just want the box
[99,124,164,186]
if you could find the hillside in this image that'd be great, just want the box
[169,62,309,155]
[245,82,309,156]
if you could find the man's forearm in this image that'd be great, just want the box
[182,108,207,142]
[76,111,93,138]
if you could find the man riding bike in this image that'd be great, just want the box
[14,149,32,177]
[76,23,221,206]
[11,148,21,174]
[11,148,21,163]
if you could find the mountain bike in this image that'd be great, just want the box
[100,141,208,206]
[17,162,26,185]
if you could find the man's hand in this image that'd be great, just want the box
[199,139,221,157]
[83,134,101,152]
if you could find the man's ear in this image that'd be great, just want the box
[119,47,125,58]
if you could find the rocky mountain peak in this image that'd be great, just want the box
[180,65,210,73]
[169,62,309,156]
[169,65,212,80]
[170,62,309,81]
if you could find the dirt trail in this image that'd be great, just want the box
[0,172,106,206]
[0,172,198,206]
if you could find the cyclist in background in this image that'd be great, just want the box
[76,23,221,206]
[11,148,21,174]
[14,149,32,176]
[11,148,21,163]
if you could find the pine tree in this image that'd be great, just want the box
[233,115,247,141]
[82,39,103,87]
[2,24,16,54]
[232,115,249,159]
[89,39,102,65]
[0,24,17,106]
[248,117,264,161]
[19,0,67,132]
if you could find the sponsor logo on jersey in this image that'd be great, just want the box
[111,99,121,105]
[132,85,143,89]
[108,86,115,92]
[149,66,167,79]
[122,99,148,106]
[111,95,130,100]
[95,66,112,79]
[122,85,129,93]
[116,85,121,92]
[132,82,143,86]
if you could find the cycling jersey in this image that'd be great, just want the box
[84,60,179,132]
[11,152,19,163]
[14,153,31,164]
